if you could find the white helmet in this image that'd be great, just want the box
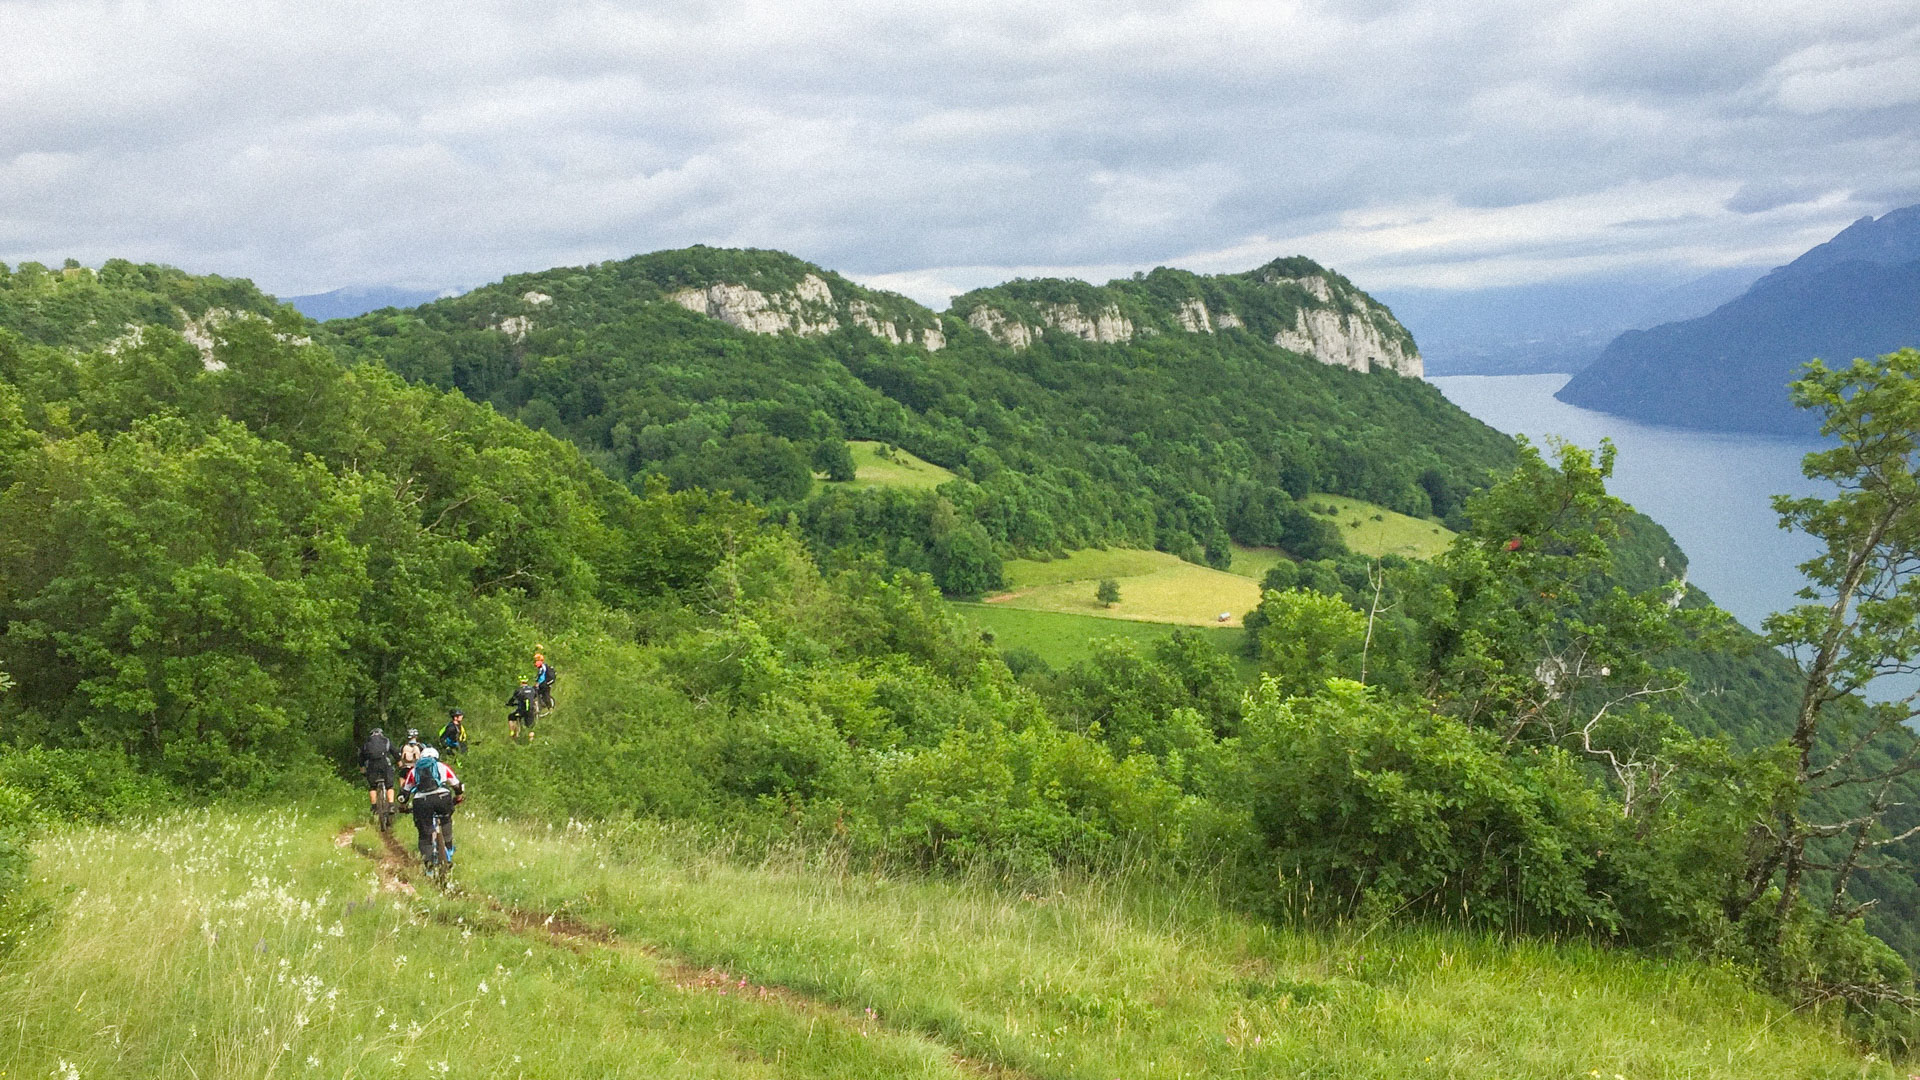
[420,746,439,760]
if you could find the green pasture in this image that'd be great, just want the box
[1305,493,1454,560]
[824,440,958,491]
[993,547,1262,626]
[949,601,1252,673]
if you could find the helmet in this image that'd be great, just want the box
[406,728,419,739]
[420,746,439,760]
[519,676,529,684]
[449,708,463,718]
[370,727,383,737]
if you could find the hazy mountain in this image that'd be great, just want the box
[1381,267,1764,377]
[1556,206,1920,434]
[284,285,446,321]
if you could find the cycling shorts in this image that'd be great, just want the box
[364,761,395,789]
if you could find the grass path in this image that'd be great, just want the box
[0,808,1895,1079]
[352,824,1022,1080]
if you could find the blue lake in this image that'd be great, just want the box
[1428,374,1828,635]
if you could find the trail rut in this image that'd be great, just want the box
[341,823,1029,1079]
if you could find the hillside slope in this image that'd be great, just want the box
[325,247,1512,591]
[1558,205,1920,434]
[0,805,1892,1080]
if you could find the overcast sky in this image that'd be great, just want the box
[3,0,1918,306]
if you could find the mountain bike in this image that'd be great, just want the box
[423,811,453,885]
[372,780,396,833]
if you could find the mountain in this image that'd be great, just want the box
[283,284,446,320]
[1557,205,1920,434]
[325,246,1513,593]
[1381,267,1764,377]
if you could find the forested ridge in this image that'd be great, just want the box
[324,247,1514,595]
[4,257,1920,1054]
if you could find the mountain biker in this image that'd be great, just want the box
[532,652,555,714]
[399,746,463,868]
[440,709,467,756]
[360,727,396,815]
[399,729,425,769]
[507,677,537,744]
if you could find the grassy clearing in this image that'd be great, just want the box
[455,815,1889,1080]
[1228,544,1290,580]
[0,807,974,1080]
[992,548,1262,627]
[949,602,1252,673]
[1304,493,1454,560]
[822,440,958,491]
[0,807,1894,1079]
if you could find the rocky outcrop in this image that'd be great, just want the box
[671,277,841,336]
[965,301,1133,348]
[1174,298,1212,333]
[668,272,947,350]
[957,270,1421,377]
[1272,296,1423,376]
[966,307,1036,349]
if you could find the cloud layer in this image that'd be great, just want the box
[3,0,1917,304]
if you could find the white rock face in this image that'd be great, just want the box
[919,326,946,351]
[494,314,534,341]
[669,283,840,336]
[1216,310,1243,330]
[1273,300,1422,376]
[522,291,553,306]
[1174,298,1212,333]
[794,273,833,306]
[967,307,1036,349]
[1040,302,1134,343]
[849,300,903,344]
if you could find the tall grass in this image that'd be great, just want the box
[0,806,974,1079]
[461,814,1896,1080]
[0,803,1897,1079]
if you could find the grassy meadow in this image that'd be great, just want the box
[949,602,1252,673]
[0,805,1895,1079]
[990,548,1262,626]
[824,441,958,491]
[1304,493,1454,560]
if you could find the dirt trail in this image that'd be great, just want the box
[340,823,1028,1079]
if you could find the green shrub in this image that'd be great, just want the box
[1238,679,1612,931]
[0,746,175,823]
[0,781,36,954]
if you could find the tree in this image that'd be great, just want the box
[1742,350,1920,942]
[1252,588,1366,697]
[1095,578,1120,607]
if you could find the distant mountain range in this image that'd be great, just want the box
[283,285,446,320]
[1556,205,1920,435]
[1383,268,1763,377]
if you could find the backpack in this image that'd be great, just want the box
[543,662,556,686]
[362,732,392,764]
[414,757,444,792]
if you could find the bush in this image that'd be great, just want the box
[1237,680,1612,932]
[0,746,175,824]
[0,781,36,954]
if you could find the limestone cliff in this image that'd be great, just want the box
[949,258,1421,376]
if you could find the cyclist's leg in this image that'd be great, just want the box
[411,796,437,860]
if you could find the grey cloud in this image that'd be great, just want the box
[2,0,1918,298]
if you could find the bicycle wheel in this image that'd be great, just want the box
[376,783,394,832]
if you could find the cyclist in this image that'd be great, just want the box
[506,677,537,744]
[532,651,555,714]
[360,727,396,817]
[399,745,463,868]
[398,728,425,769]
[440,709,467,757]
